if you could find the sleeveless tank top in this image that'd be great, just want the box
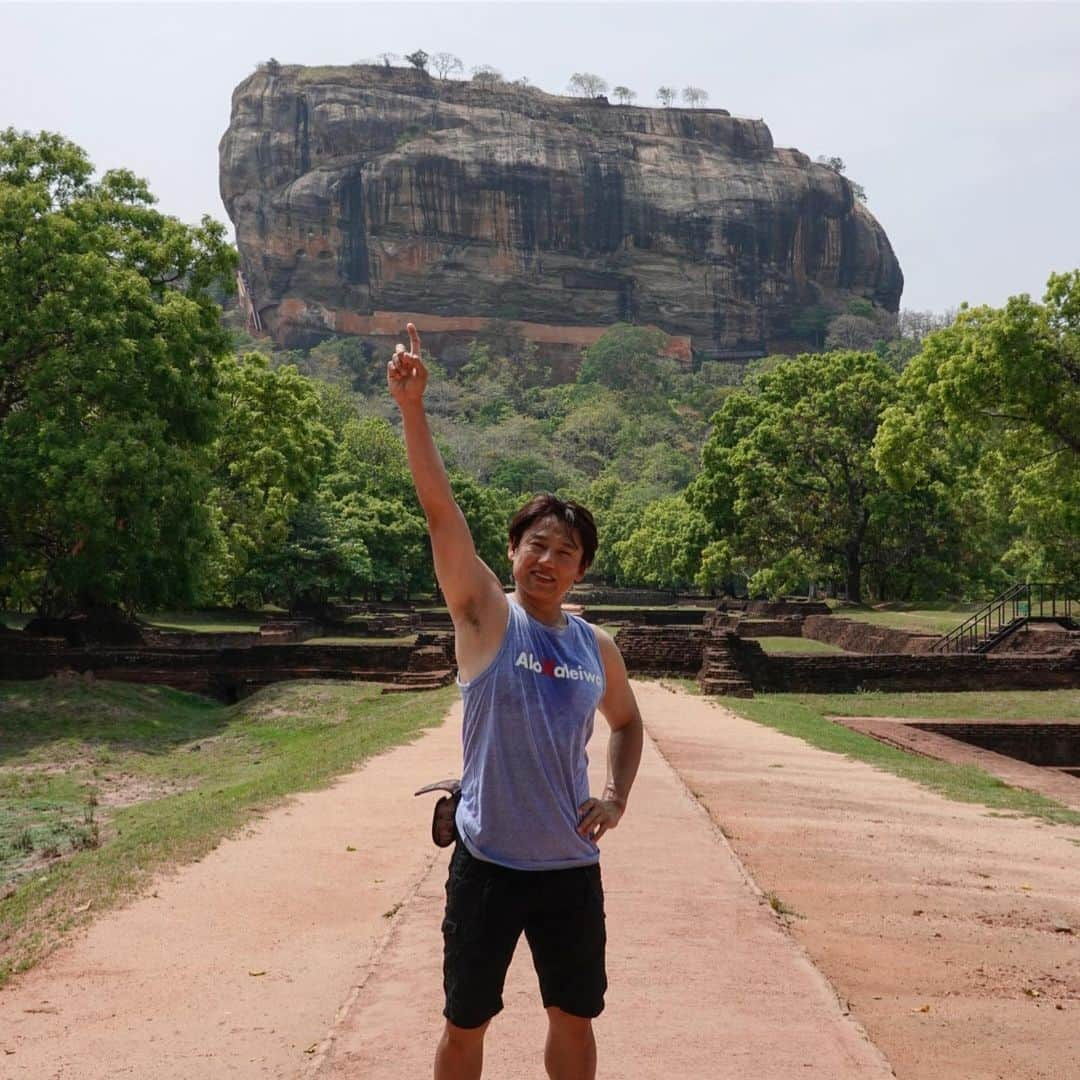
[455,597,606,870]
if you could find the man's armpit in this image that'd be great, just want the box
[461,597,483,631]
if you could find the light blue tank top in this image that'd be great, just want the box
[455,598,606,870]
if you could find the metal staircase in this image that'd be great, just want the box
[932,583,1076,654]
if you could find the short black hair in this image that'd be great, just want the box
[508,493,598,571]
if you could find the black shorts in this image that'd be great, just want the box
[441,842,607,1029]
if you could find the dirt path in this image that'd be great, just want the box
[1,687,890,1079]
[639,682,1080,1080]
[316,700,889,1079]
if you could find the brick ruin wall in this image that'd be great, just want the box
[0,641,429,701]
[800,615,938,654]
[582,607,708,627]
[615,626,1079,693]
[616,626,710,676]
[996,624,1080,653]
[729,637,1080,693]
[705,616,804,637]
[908,722,1080,767]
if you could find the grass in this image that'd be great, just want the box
[752,636,848,655]
[765,891,803,919]
[827,603,980,636]
[721,691,1080,828]
[141,611,266,633]
[304,635,418,646]
[0,678,456,986]
[793,689,1080,722]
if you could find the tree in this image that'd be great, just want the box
[614,496,714,590]
[612,86,636,105]
[405,49,429,73]
[681,86,708,108]
[449,473,515,580]
[583,475,660,585]
[568,72,608,98]
[577,324,671,397]
[319,416,431,599]
[470,65,504,90]
[690,351,923,601]
[0,129,236,617]
[431,52,463,80]
[898,309,956,343]
[204,353,333,606]
[376,52,400,68]
[656,86,676,107]
[557,396,627,479]
[825,305,898,352]
[875,273,1080,581]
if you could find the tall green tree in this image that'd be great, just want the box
[577,324,672,397]
[0,130,236,616]
[875,272,1080,581]
[206,352,333,606]
[690,351,969,600]
[613,496,714,590]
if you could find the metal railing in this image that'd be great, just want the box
[932,583,1076,654]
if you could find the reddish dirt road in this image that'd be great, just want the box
[3,681,1077,1078]
[317,699,888,1079]
[641,682,1080,1080]
[2,687,887,1079]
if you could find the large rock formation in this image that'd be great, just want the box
[220,65,903,363]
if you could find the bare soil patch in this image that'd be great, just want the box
[643,684,1080,1080]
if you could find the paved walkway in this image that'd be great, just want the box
[3,683,894,1079]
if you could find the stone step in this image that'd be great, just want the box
[698,681,754,699]
[697,635,754,697]
[381,669,455,694]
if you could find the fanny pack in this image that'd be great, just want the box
[414,778,461,847]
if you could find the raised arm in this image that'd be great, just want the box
[387,325,506,643]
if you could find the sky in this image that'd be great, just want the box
[3,0,1079,313]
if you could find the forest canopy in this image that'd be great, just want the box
[2,130,1075,617]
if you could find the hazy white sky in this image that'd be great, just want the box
[4,1,1079,312]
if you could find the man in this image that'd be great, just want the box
[387,324,643,1080]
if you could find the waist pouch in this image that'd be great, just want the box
[413,778,461,847]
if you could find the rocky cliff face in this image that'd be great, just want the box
[220,65,903,361]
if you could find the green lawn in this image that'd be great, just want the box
[0,612,29,631]
[304,635,419,646]
[721,691,1080,828]
[796,688,1080,722]
[141,611,267,633]
[752,636,848,655]
[827,604,980,635]
[0,679,455,986]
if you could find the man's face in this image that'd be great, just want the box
[508,515,587,600]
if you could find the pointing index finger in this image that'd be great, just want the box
[406,322,422,358]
